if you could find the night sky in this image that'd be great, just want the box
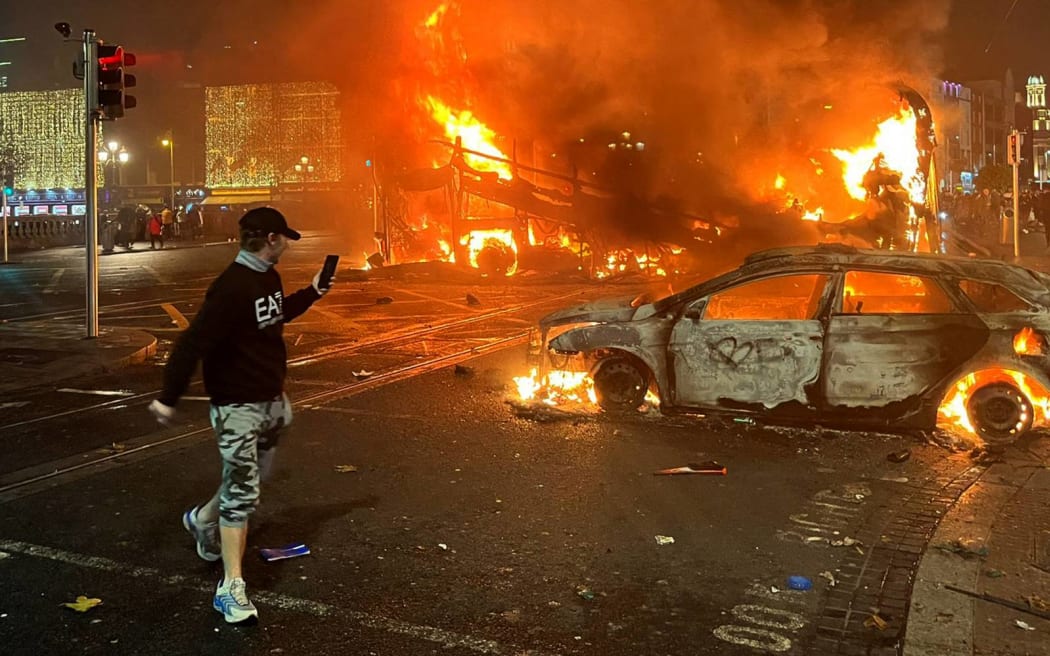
[944,0,1050,80]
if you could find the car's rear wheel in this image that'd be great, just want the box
[593,356,648,413]
[966,383,1034,443]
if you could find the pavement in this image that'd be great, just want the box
[0,321,156,394]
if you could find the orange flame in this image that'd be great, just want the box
[1014,327,1043,356]
[514,367,660,410]
[425,96,513,180]
[831,107,923,205]
[462,228,518,275]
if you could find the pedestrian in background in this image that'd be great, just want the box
[148,207,336,624]
[161,206,174,241]
[148,212,164,249]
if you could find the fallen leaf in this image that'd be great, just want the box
[62,596,102,612]
[334,465,358,473]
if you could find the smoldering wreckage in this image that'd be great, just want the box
[382,94,1048,446]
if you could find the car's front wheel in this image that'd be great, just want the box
[593,356,649,413]
[966,383,1034,443]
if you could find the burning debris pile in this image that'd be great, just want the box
[359,0,953,280]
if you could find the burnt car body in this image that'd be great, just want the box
[536,244,1050,441]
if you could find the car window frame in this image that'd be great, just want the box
[949,277,1038,314]
[681,271,835,322]
[831,268,960,315]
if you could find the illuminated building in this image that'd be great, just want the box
[1027,75,1049,188]
[0,88,102,190]
[205,82,342,189]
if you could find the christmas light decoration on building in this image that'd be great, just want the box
[205,82,342,189]
[0,89,103,190]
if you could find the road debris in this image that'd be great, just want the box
[732,417,756,426]
[864,614,888,630]
[654,535,675,546]
[334,465,358,473]
[886,449,911,463]
[62,596,102,612]
[935,539,989,559]
[260,543,311,562]
[454,364,475,377]
[654,461,726,476]
[945,584,1050,621]
[818,570,837,587]
[1016,620,1036,631]
[576,586,596,601]
[352,370,375,379]
[984,568,1006,578]
[1027,595,1049,612]
[830,537,861,547]
[786,576,812,591]
[376,296,394,305]
[465,293,481,306]
[438,543,448,551]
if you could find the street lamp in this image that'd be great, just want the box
[97,140,130,186]
[161,136,175,208]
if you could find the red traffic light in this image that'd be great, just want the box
[96,42,137,120]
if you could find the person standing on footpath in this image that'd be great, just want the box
[148,212,164,249]
[148,207,335,624]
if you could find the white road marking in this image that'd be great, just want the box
[0,539,557,655]
[142,265,170,284]
[0,402,30,409]
[56,388,135,397]
[43,269,64,294]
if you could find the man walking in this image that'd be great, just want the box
[148,207,335,623]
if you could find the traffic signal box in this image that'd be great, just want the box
[97,43,136,120]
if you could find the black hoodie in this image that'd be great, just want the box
[160,259,319,406]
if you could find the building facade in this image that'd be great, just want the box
[1026,75,1050,187]
[930,79,974,192]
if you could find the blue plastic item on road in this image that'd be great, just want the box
[260,543,310,562]
[787,575,812,591]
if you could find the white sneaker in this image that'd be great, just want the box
[212,577,258,624]
[182,507,221,562]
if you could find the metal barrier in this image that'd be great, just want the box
[3,215,86,250]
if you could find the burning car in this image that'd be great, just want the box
[529,243,1050,442]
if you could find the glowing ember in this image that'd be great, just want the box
[1014,327,1043,356]
[425,95,513,180]
[461,228,518,275]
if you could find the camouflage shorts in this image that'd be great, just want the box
[209,393,292,528]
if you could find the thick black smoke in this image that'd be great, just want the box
[191,0,952,262]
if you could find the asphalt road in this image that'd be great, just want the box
[0,236,1041,655]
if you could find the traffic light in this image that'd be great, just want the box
[1007,131,1022,166]
[2,173,12,196]
[96,43,136,120]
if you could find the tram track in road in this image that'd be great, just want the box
[0,287,587,501]
[0,330,530,504]
[0,288,581,435]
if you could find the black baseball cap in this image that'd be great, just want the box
[238,207,301,240]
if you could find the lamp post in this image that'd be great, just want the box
[97,140,130,187]
[161,137,175,208]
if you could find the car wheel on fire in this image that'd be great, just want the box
[593,355,649,413]
[966,383,1034,444]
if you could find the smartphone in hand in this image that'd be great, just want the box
[318,254,339,289]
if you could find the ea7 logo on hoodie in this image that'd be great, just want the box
[254,291,284,328]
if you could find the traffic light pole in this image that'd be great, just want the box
[1011,129,1021,260]
[83,29,100,338]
